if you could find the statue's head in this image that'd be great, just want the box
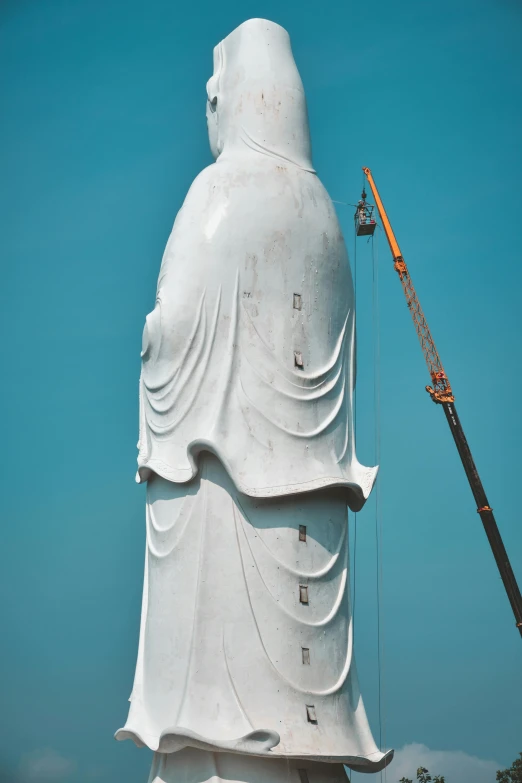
[206,19,314,171]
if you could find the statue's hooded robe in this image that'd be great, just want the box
[117,18,393,782]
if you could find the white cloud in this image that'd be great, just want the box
[390,743,501,783]
[19,748,76,782]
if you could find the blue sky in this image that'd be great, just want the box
[1,1,521,781]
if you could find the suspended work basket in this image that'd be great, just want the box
[354,190,377,236]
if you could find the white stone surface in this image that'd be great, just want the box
[147,748,350,782]
[116,18,393,781]
[135,18,377,512]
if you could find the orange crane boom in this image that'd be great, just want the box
[361,166,522,637]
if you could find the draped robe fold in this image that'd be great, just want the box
[134,158,376,510]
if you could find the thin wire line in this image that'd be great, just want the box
[372,229,386,781]
[372,232,382,776]
[378,228,388,783]
[352,211,358,638]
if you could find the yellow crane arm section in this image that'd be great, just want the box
[360,166,522,637]
[362,167,454,404]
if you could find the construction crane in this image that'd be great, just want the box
[358,166,522,638]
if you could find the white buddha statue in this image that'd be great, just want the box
[116,18,393,783]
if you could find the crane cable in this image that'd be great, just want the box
[372,228,387,781]
[351,203,386,780]
[352,216,358,640]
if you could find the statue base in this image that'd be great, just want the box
[148,749,349,783]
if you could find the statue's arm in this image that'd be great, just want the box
[141,163,227,367]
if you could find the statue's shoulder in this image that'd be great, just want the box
[175,162,233,217]
[169,163,220,230]
[177,159,331,230]
[183,162,220,200]
[187,159,242,192]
